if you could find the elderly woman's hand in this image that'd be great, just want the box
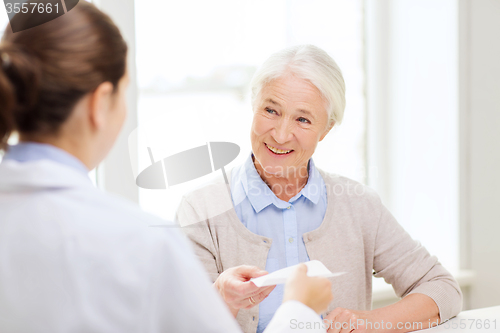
[214,265,275,317]
[282,263,333,314]
[324,307,367,333]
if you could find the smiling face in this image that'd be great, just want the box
[250,74,332,178]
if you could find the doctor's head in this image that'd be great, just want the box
[0,2,128,170]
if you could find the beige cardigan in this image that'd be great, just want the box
[177,170,462,333]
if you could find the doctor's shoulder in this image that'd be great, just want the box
[57,184,204,278]
[79,185,185,240]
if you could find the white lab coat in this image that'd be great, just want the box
[0,159,325,333]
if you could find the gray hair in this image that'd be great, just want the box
[250,44,346,126]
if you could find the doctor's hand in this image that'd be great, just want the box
[282,263,333,314]
[214,265,275,317]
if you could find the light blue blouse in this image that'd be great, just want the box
[3,142,88,175]
[231,154,327,332]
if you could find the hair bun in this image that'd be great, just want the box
[0,42,41,108]
[0,40,41,149]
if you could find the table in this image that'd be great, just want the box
[422,306,500,332]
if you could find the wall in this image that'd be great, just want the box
[366,0,459,272]
[459,0,500,309]
[96,0,139,203]
[367,0,500,310]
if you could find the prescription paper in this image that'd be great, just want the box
[250,260,346,287]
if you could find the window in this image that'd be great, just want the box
[0,5,13,163]
[365,1,459,271]
[134,0,366,221]
[0,5,7,33]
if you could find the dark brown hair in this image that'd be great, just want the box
[0,1,127,150]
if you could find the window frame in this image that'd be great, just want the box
[95,0,139,202]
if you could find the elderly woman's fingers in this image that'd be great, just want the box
[338,312,355,333]
[327,309,350,333]
[325,308,362,333]
[325,309,341,333]
[214,265,271,311]
[241,285,276,309]
[324,307,344,324]
[234,264,269,279]
[250,285,275,297]
[237,285,276,309]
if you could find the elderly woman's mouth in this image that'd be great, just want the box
[265,143,294,155]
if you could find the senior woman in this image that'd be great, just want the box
[177,45,462,333]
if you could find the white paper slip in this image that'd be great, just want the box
[250,260,346,287]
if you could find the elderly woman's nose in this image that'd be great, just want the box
[272,119,294,144]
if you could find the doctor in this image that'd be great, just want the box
[0,2,333,332]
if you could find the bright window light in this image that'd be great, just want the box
[134,0,366,221]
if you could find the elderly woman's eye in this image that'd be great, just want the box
[265,108,277,114]
[298,117,310,124]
